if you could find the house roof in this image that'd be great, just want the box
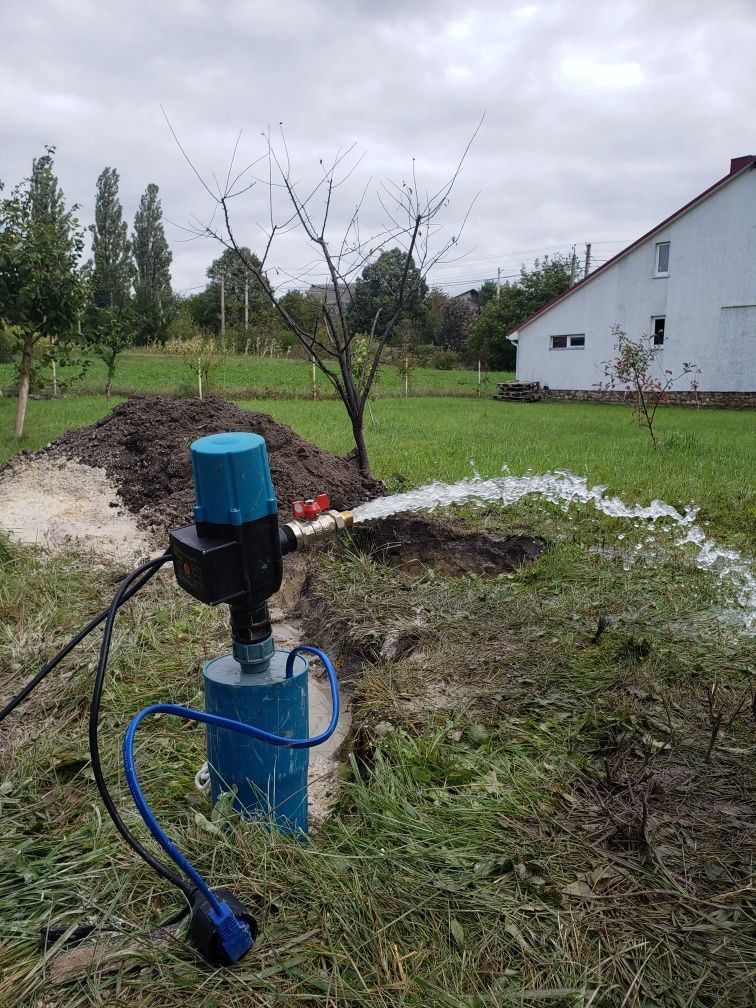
[508,154,756,339]
[308,283,355,312]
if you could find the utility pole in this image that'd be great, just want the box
[220,272,226,342]
[244,282,249,331]
[569,245,577,286]
[496,266,501,298]
[584,243,592,278]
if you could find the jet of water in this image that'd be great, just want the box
[351,470,755,629]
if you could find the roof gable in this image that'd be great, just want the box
[509,155,756,337]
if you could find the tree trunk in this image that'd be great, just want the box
[350,413,372,477]
[13,336,34,439]
[51,336,58,397]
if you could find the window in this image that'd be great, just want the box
[652,316,665,346]
[550,334,585,349]
[655,242,670,275]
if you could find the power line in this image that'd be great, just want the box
[173,236,630,299]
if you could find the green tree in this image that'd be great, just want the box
[132,183,173,343]
[0,148,86,437]
[90,168,133,308]
[84,167,134,397]
[467,286,518,369]
[478,279,498,309]
[348,248,427,339]
[278,289,322,334]
[423,287,449,344]
[187,247,274,346]
[516,254,572,317]
[438,296,476,352]
[468,254,572,370]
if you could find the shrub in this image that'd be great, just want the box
[429,348,459,370]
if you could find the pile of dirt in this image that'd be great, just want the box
[48,396,385,530]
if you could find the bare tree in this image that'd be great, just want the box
[170,119,480,475]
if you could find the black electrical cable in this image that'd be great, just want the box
[0,559,171,725]
[87,553,194,899]
[39,903,191,951]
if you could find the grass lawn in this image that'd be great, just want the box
[236,397,755,544]
[3,393,752,545]
[0,390,754,1006]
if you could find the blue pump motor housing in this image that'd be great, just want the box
[204,650,310,833]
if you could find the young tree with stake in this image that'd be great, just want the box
[598,325,702,448]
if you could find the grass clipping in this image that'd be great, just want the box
[0,496,754,1008]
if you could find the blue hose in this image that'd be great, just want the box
[122,645,340,912]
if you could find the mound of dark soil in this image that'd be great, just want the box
[351,513,545,577]
[50,396,384,530]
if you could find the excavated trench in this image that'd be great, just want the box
[350,512,545,578]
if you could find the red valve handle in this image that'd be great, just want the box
[291,494,330,520]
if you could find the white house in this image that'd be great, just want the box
[509,156,756,396]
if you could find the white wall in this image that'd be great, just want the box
[514,167,756,392]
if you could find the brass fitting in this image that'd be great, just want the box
[283,509,353,551]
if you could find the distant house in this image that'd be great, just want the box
[509,156,756,400]
[452,288,482,315]
[308,283,354,316]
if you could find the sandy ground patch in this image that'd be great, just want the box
[0,455,154,563]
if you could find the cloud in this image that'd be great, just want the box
[559,58,646,89]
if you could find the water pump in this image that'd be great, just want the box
[121,430,351,963]
[168,431,352,832]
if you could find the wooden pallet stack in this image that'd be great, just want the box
[493,380,543,402]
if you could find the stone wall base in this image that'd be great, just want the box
[540,388,756,409]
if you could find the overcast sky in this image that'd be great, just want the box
[2,0,755,297]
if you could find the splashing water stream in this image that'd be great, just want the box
[351,469,755,629]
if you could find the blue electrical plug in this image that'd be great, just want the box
[209,902,254,963]
[188,887,258,966]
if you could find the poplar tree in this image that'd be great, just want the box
[84,167,134,397]
[132,183,173,343]
[0,147,85,438]
[90,167,133,308]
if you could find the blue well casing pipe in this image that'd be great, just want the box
[204,651,310,833]
[184,432,310,834]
